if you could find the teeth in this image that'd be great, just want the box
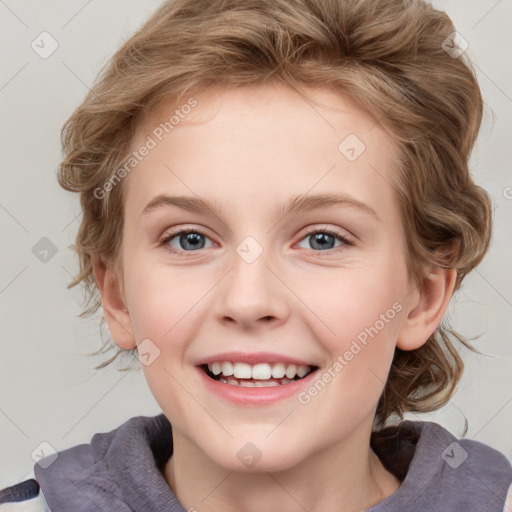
[251,363,272,380]
[285,364,297,379]
[221,361,234,376]
[239,380,256,387]
[207,361,312,380]
[297,365,309,378]
[233,362,252,379]
[271,363,286,378]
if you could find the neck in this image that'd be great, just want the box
[163,421,401,512]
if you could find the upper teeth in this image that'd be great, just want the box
[207,362,311,380]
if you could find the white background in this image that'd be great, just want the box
[1,0,511,488]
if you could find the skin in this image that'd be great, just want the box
[93,83,456,512]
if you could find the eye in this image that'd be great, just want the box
[296,228,353,252]
[159,229,214,256]
[159,226,353,256]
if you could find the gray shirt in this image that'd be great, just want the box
[10,413,509,511]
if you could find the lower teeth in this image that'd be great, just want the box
[218,377,295,387]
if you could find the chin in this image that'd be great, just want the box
[204,441,311,474]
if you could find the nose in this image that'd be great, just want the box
[214,247,290,331]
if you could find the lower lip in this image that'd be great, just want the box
[197,367,318,405]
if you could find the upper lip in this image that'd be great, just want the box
[195,352,317,366]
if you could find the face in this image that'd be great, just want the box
[116,83,418,473]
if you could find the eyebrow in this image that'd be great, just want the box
[142,193,379,220]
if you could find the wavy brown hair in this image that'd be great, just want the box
[57,0,492,430]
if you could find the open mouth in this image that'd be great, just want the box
[201,361,318,387]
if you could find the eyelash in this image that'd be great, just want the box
[158,227,354,257]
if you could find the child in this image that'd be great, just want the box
[1,0,511,510]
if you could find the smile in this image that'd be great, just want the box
[202,361,317,387]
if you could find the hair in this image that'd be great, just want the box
[57,0,492,430]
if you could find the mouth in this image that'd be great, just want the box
[200,361,318,387]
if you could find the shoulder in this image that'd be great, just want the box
[431,423,512,511]
[0,479,51,512]
[373,420,512,510]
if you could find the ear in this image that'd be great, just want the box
[396,266,457,351]
[91,255,136,350]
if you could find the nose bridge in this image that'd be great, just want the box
[215,235,289,327]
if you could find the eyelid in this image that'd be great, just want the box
[297,224,354,243]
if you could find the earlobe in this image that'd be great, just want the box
[396,267,457,351]
[91,254,136,350]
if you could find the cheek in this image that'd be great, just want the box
[291,265,407,412]
[124,259,204,343]
[297,289,405,427]
[296,264,407,347]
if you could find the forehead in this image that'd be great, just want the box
[123,83,400,224]
[137,83,392,151]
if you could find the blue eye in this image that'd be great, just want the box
[159,227,352,256]
[297,229,350,251]
[160,229,213,255]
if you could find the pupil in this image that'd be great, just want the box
[312,233,334,250]
[182,233,204,250]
